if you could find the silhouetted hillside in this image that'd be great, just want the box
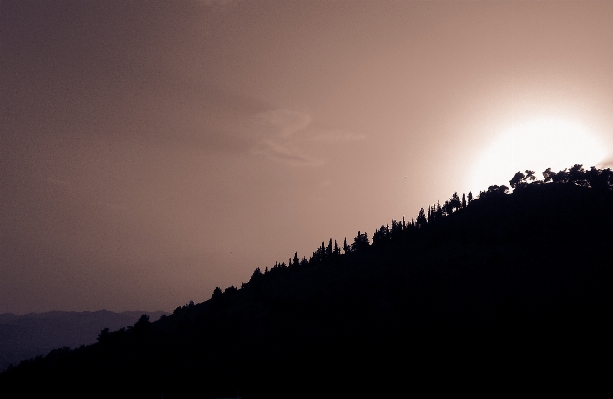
[0,310,168,372]
[1,165,611,398]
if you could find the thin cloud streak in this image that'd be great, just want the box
[308,130,366,142]
[251,108,364,166]
[251,140,324,167]
[251,109,323,166]
[257,109,313,138]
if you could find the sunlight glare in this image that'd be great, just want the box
[470,118,607,193]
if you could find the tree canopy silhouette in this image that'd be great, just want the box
[2,164,611,398]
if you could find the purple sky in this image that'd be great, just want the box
[2,1,613,314]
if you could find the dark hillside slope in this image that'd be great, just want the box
[0,310,168,372]
[1,183,611,398]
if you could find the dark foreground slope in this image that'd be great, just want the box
[0,310,168,372]
[1,183,611,397]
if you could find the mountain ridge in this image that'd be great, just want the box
[1,165,611,397]
[0,310,168,372]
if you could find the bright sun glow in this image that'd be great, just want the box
[470,118,607,193]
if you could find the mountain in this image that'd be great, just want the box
[1,166,611,398]
[0,310,168,372]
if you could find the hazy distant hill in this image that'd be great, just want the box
[0,310,168,372]
[1,166,611,398]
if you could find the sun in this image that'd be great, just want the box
[469,118,607,193]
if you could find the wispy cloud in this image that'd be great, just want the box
[251,140,323,167]
[251,109,363,166]
[252,109,323,166]
[257,109,313,138]
[308,130,366,142]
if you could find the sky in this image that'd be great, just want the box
[2,0,613,314]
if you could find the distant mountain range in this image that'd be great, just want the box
[0,310,168,372]
[1,165,611,398]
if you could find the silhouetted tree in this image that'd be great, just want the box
[477,185,509,201]
[351,231,369,252]
[449,192,461,213]
[543,167,555,183]
[212,287,223,301]
[509,170,536,189]
[416,208,427,228]
[249,268,263,284]
[135,314,150,326]
[97,327,110,343]
[568,164,590,187]
[373,225,389,245]
[509,171,525,189]
[391,219,403,237]
[320,242,326,262]
[443,200,452,216]
[587,166,613,190]
[487,185,509,194]
[312,242,327,263]
[343,237,351,254]
[133,315,151,337]
[224,286,238,295]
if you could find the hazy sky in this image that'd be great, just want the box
[2,1,613,314]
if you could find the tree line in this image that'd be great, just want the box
[197,164,613,304]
